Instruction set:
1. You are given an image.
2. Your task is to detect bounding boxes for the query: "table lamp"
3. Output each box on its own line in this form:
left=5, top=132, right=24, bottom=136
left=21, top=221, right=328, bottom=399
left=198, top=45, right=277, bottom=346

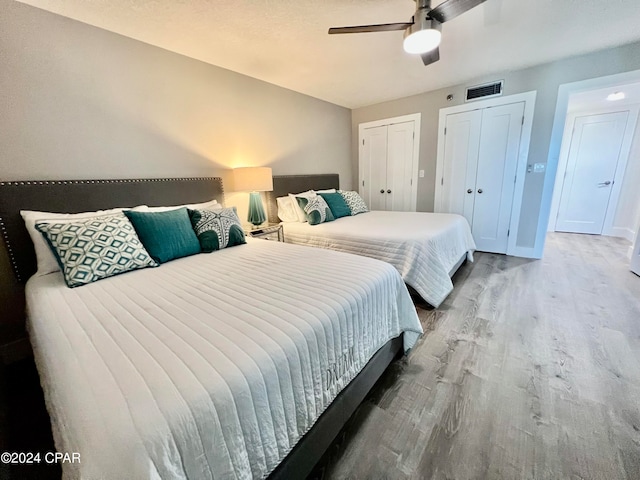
left=233, top=167, right=273, bottom=227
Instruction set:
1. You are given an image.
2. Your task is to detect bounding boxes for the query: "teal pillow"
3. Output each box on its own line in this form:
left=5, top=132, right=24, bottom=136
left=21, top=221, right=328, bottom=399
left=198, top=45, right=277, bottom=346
left=188, top=207, right=246, bottom=253
left=35, top=213, right=158, bottom=288
left=318, top=192, right=351, bottom=219
left=296, top=196, right=335, bottom=225
left=124, top=208, right=201, bottom=263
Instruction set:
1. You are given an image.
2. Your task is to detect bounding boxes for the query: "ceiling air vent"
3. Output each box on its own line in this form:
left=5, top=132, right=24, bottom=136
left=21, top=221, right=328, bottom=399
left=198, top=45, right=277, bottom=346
left=465, top=81, right=504, bottom=102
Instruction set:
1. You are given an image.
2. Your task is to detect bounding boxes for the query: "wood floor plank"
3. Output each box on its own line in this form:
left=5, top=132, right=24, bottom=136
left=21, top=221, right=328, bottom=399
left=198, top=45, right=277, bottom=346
left=317, top=233, right=640, bottom=480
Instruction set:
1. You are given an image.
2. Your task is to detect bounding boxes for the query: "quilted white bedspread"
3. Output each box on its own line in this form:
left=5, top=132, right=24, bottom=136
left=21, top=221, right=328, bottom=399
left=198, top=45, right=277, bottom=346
left=283, top=211, right=476, bottom=307
left=26, top=239, right=422, bottom=480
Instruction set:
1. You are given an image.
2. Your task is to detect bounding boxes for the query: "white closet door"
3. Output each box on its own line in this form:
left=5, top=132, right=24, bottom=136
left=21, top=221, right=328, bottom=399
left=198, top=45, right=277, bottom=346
left=386, top=121, right=416, bottom=211
left=472, top=102, right=525, bottom=253
left=361, top=125, right=388, bottom=211
left=441, top=110, right=482, bottom=225
left=555, top=111, right=629, bottom=234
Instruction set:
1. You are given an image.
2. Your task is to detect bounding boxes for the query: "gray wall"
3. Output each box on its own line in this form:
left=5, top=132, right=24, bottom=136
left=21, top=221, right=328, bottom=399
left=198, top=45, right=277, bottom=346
left=352, top=41, right=640, bottom=250
left=0, top=0, right=351, bottom=343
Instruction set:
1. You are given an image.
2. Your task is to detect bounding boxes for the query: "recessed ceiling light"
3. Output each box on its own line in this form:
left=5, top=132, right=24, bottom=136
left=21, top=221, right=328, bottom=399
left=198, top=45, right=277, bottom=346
left=607, top=92, right=625, bottom=101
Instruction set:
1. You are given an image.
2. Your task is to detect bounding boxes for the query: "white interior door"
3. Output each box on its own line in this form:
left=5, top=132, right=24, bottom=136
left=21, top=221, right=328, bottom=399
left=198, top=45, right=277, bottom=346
left=386, top=121, right=416, bottom=211
left=441, top=110, right=482, bottom=226
left=472, top=102, right=525, bottom=253
left=361, top=125, right=388, bottom=211
left=555, top=111, right=629, bottom=234
left=631, top=230, right=640, bottom=276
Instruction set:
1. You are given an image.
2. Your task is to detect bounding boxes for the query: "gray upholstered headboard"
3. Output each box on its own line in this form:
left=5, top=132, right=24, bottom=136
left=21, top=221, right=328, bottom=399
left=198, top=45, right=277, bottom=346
left=0, top=177, right=224, bottom=283
left=265, top=174, right=340, bottom=223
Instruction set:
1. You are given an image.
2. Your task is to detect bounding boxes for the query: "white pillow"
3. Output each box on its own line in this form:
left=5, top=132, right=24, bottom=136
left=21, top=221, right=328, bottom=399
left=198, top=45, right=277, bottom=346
left=316, top=188, right=337, bottom=193
left=143, top=199, right=220, bottom=212
left=276, top=196, right=299, bottom=223
left=289, top=191, right=317, bottom=223
left=21, top=207, right=141, bottom=278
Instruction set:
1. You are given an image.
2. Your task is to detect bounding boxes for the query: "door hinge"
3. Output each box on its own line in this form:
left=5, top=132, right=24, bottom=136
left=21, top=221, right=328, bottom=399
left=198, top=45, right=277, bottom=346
left=521, top=116, right=524, bottom=125
left=362, top=139, right=365, bottom=145
left=362, top=180, right=365, bottom=187
left=507, top=229, right=510, bottom=237
left=410, top=178, right=413, bottom=186
left=514, top=174, right=517, bottom=184
left=441, top=177, right=444, bottom=186
left=444, top=127, right=447, bottom=135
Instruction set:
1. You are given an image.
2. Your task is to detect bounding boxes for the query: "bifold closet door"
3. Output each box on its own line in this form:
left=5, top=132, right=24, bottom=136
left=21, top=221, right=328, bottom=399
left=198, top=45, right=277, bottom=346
left=361, top=125, right=388, bottom=211
left=361, top=121, right=416, bottom=211
left=441, top=109, right=482, bottom=225
left=386, top=121, right=417, bottom=211
left=472, top=102, right=525, bottom=253
left=440, top=102, right=524, bottom=254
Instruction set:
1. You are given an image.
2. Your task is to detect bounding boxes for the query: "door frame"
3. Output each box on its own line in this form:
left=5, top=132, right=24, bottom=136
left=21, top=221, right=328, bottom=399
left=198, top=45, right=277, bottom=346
left=434, top=91, right=537, bottom=257
left=547, top=105, right=640, bottom=239
left=358, top=113, right=421, bottom=211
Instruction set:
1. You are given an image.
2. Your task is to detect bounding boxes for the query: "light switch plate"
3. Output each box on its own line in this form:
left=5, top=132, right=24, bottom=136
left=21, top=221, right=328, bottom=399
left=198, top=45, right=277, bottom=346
left=419, top=170, right=425, bottom=178
left=533, top=163, right=545, bottom=173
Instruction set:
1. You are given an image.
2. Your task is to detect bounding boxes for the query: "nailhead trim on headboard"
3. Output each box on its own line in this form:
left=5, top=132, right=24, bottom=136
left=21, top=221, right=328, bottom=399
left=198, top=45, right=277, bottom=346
left=0, top=177, right=224, bottom=283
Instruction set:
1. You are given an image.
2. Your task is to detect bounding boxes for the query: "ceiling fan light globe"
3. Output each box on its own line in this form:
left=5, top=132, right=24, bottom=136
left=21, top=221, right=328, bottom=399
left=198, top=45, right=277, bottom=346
left=403, top=28, right=442, bottom=54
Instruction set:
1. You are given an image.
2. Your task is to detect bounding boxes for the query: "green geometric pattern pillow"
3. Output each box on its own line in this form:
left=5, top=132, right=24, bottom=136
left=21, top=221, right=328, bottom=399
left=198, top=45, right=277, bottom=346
left=36, top=213, right=158, bottom=288
left=188, top=207, right=246, bottom=253
left=338, top=190, right=369, bottom=215
left=296, top=196, right=335, bottom=225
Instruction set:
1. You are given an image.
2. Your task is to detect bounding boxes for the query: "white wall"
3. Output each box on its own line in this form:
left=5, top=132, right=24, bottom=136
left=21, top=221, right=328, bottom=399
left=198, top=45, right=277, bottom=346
left=613, top=120, right=640, bottom=241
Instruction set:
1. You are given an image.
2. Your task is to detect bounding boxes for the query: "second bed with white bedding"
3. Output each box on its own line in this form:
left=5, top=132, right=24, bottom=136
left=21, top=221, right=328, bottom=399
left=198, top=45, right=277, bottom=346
left=282, top=211, right=476, bottom=308
left=26, top=238, right=422, bottom=480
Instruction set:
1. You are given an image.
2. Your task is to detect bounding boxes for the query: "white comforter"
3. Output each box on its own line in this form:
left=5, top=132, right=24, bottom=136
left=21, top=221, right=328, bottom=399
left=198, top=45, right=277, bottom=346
left=26, top=239, right=422, bottom=480
left=283, top=211, right=476, bottom=307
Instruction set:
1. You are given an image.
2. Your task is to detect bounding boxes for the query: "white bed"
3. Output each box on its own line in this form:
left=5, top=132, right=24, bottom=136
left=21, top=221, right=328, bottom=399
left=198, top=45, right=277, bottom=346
left=282, top=211, right=476, bottom=308
left=26, top=238, right=422, bottom=480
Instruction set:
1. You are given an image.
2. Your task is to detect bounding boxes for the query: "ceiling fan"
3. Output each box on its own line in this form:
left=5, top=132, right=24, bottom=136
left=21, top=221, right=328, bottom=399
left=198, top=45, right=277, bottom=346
left=328, top=0, right=487, bottom=66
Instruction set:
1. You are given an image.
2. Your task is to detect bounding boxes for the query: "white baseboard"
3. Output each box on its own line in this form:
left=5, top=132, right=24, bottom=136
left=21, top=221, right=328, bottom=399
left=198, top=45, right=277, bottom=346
left=608, top=227, right=635, bottom=243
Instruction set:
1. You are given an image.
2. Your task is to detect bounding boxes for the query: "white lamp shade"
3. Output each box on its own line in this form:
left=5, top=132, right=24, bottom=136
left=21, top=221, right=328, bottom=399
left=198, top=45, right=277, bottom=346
left=233, top=167, right=273, bottom=192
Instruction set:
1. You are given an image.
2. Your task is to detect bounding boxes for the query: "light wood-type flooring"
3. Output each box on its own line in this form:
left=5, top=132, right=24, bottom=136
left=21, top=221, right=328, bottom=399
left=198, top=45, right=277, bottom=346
left=315, top=233, right=640, bottom=480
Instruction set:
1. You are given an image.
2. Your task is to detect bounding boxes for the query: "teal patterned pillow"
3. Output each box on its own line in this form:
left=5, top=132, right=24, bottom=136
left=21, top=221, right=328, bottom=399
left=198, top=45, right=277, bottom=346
left=338, top=190, right=369, bottom=215
left=296, top=196, right=335, bottom=225
left=36, top=213, right=158, bottom=288
left=188, top=207, right=246, bottom=253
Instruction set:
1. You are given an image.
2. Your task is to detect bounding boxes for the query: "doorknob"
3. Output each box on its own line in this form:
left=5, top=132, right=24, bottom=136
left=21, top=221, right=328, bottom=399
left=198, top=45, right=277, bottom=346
left=467, top=189, right=473, bottom=194
left=598, top=181, right=612, bottom=186
left=380, top=189, right=385, bottom=193
left=477, top=188, right=483, bottom=194
left=387, top=189, right=392, bottom=194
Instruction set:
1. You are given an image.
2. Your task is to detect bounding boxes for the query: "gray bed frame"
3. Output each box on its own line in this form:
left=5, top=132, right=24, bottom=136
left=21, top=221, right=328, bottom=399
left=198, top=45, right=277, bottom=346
left=0, top=177, right=403, bottom=480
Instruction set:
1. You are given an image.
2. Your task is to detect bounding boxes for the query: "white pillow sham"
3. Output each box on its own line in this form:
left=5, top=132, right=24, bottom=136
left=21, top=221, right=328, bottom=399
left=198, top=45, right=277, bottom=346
left=276, top=196, right=299, bottom=223
left=143, top=199, right=220, bottom=212
left=288, top=191, right=317, bottom=223
left=21, top=207, right=143, bottom=278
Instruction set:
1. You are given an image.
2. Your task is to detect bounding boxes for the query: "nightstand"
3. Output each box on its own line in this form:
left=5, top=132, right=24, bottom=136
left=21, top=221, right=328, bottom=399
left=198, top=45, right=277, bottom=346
left=247, top=224, right=284, bottom=242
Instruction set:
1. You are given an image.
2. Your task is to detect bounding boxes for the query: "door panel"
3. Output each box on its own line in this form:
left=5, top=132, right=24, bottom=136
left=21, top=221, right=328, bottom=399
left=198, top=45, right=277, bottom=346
left=472, top=102, right=525, bottom=253
left=631, top=230, right=640, bottom=276
left=387, top=121, right=416, bottom=211
left=441, top=110, right=482, bottom=225
left=361, top=126, right=388, bottom=211
left=555, top=111, right=629, bottom=234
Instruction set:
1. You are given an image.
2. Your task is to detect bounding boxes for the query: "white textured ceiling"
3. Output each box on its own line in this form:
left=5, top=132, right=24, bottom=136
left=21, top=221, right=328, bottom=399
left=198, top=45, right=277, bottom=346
left=16, top=0, right=640, bottom=108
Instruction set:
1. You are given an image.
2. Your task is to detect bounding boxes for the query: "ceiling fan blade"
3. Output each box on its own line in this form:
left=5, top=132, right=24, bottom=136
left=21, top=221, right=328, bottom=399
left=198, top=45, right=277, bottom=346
left=328, top=23, right=413, bottom=34
left=429, top=0, right=487, bottom=23
left=421, top=47, right=440, bottom=66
